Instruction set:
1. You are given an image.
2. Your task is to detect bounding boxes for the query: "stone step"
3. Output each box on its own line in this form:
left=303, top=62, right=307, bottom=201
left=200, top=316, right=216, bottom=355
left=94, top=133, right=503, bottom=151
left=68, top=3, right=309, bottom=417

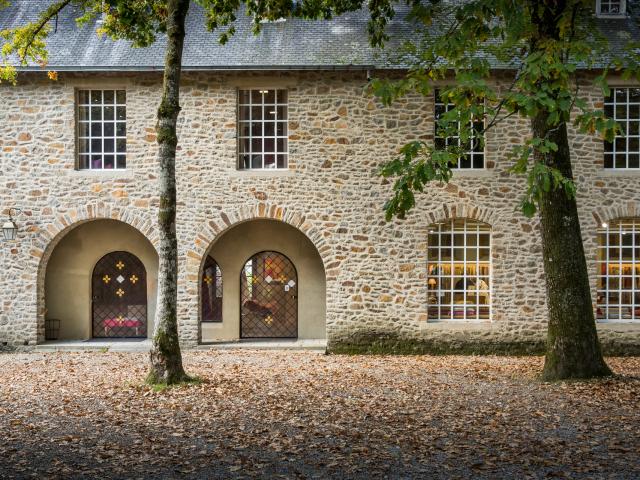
left=34, top=339, right=327, bottom=353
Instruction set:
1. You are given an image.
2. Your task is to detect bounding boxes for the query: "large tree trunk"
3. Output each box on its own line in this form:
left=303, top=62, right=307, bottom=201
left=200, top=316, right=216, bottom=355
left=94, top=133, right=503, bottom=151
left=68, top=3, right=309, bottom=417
left=531, top=114, right=611, bottom=380
left=147, top=0, right=191, bottom=385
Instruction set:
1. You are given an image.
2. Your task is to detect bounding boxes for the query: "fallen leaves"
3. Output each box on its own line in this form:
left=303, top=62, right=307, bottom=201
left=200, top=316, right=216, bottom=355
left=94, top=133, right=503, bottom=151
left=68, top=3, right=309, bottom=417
left=0, top=352, right=638, bottom=478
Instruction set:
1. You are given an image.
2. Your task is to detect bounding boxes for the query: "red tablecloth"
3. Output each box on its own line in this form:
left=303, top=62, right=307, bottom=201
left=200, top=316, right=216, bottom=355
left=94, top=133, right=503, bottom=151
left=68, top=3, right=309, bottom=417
left=104, top=318, right=141, bottom=328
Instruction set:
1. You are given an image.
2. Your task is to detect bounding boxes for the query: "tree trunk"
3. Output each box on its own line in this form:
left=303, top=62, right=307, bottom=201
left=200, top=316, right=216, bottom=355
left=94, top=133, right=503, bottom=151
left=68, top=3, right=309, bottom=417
left=531, top=114, right=611, bottom=380
left=147, top=0, right=190, bottom=385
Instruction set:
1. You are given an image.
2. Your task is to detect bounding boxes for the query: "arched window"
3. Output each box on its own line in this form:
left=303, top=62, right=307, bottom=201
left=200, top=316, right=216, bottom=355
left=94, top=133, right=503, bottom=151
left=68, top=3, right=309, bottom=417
left=201, top=255, right=223, bottom=322
left=597, top=218, right=640, bottom=322
left=427, top=218, right=491, bottom=321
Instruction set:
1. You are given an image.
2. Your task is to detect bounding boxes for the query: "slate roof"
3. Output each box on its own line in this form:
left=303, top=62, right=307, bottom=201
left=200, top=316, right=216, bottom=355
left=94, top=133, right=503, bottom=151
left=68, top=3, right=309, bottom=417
left=0, top=1, right=638, bottom=71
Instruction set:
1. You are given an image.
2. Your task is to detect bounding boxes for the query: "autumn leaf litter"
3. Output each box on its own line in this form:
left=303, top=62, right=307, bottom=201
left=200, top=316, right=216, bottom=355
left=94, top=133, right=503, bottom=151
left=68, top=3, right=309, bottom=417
left=0, top=351, right=638, bottom=479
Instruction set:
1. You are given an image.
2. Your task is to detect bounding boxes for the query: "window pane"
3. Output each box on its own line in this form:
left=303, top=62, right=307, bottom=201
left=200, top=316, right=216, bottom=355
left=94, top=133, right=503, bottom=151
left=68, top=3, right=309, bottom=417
left=116, top=90, right=126, bottom=104
left=264, top=90, right=276, bottom=104
left=78, top=90, right=90, bottom=104
left=91, top=90, right=102, bottom=104
left=264, top=154, right=276, bottom=169
left=264, top=122, right=275, bottom=136
left=91, top=122, right=102, bottom=136
left=78, top=122, right=89, bottom=137
left=78, top=106, right=90, bottom=121
left=104, top=106, right=114, bottom=121
left=239, top=106, right=251, bottom=121
left=104, top=122, right=114, bottom=137
left=238, top=90, right=251, bottom=105
left=103, top=90, right=115, bottom=104
left=278, top=138, right=287, bottom=152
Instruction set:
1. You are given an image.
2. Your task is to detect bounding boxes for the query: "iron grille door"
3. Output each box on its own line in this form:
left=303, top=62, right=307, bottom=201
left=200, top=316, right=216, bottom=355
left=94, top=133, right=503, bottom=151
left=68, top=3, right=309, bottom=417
left=92, top=251, right=147, bottom=338
left=240, top=251, right=298, bottom=338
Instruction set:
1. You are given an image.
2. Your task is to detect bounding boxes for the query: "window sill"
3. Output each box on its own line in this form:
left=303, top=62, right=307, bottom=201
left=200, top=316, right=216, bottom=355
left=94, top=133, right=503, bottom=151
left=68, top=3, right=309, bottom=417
left=420, top=320, right=492, bottom=330
left=228, top=169, right=295, bottom=178
left=597, top=169, right=640, bottom=177
left=596, top=321, right=640, bottom=331
left=68, top=169, right=134, bottom=179
left=595, top=13, right=627, bottom=19
left=451, top=169, right=493, bottom=178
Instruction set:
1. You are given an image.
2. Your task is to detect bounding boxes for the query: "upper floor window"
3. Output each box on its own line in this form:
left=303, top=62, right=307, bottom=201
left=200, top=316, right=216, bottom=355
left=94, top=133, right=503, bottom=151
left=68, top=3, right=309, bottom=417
left=434, top=89, right=485, bottom=169
left=596, top=0, right=626, bottom=15
left=427, top=218, right=491, bottom=321
left=238, top=89, right=288, bottom=170
left=604, top=87, right=640, bottom=170
left=77, top=89, right=126, bottom=170
left=596, top=218, right=640, bottom=322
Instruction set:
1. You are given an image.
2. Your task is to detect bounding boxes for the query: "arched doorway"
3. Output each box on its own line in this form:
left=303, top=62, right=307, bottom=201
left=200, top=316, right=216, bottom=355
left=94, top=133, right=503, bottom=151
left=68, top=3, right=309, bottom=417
left=240, top=251, right=298, bottom=338
left=92, top=251, right=148, bottom=338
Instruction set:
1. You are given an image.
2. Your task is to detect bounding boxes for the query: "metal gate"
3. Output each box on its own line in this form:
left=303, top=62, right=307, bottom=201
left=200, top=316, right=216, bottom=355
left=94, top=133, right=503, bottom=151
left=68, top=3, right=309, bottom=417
left=240, top=251, right=298, bottom=338
left=92, top=251, right=147, bottom=338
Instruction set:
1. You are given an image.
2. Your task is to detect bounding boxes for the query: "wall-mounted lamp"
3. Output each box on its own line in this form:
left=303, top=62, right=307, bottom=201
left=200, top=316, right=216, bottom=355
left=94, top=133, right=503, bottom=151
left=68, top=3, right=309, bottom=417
left=3, top=208, right=20, bottom=241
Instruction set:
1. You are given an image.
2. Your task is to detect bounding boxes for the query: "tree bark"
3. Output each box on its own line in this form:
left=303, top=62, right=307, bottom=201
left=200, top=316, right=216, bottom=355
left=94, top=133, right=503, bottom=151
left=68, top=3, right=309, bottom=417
left=147, top=0, right=191, bottom=385
left=531, top=114, right=611, bottom=380
left=526, top=0, right=611, bottom=380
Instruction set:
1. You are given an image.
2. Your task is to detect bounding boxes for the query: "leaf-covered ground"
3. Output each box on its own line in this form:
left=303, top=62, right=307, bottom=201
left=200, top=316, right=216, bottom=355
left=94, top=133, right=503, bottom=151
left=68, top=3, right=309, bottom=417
left=0, top=351, right=638, bottom=479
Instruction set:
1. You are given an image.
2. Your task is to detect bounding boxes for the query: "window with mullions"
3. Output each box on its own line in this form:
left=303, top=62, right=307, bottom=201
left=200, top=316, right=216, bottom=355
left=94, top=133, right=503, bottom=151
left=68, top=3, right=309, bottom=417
left=77, top=89, right=126, bottom=170
left=597, top=0, right=626, bottom=15
left=427, top=218, right=491, bottom=321
left=238, top=89, right=288, bottom=169
left=604, top=88, right=640, bottom=169
left=434, top=89, right=484, bottom=169
left=596, top=218, right=640, bottom=322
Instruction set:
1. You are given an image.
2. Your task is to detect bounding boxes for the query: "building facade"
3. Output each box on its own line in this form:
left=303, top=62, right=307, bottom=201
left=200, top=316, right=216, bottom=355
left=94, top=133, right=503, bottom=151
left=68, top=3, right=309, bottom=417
left=1, top=2, right=639, bottom=352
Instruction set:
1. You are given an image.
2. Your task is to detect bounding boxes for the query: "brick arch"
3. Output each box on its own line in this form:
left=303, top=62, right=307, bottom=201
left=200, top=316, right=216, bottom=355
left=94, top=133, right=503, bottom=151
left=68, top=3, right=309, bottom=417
left=187, top=203, right=333, bottom=279
left=591, top=202, right=640, bottom=227
left=34, top=204, right=158, bottom=342
left=424, top=202, right=500, bottom=227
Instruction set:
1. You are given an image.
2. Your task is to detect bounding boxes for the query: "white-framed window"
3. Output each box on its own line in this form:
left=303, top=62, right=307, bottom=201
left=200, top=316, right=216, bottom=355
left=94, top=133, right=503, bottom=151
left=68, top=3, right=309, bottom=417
left=597, top=218, right=640, bottom=322
left=238, top=89, right=288, bottom=170
left=434, top=89, right=485, bottom=169
left=427, top=218, right=491, bottom=321
left=604, top=87, right=640, bottom=169
left=77, top=89, right=126, bottom=170
left=596, top=0, right=626, bottom=16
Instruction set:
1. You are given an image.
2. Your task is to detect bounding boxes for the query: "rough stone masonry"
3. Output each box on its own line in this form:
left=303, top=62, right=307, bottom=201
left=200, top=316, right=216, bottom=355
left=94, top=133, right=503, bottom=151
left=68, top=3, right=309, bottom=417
left=0, top=71, right=639, bottom=353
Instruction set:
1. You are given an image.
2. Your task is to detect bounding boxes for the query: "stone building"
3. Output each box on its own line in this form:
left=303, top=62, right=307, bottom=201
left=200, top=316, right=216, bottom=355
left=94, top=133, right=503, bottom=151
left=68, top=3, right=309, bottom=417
left=1, top=1, right=639, bottom=352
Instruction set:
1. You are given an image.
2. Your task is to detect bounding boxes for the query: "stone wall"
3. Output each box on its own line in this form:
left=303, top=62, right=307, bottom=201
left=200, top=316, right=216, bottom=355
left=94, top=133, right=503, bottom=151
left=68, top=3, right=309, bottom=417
left=1, top=70, right=639, bottom=352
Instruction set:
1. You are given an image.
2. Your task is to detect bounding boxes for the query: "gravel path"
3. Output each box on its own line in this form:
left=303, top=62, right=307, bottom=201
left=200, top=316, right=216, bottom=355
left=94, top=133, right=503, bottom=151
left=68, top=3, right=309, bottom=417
left=0, top=351, right=638, bottom=479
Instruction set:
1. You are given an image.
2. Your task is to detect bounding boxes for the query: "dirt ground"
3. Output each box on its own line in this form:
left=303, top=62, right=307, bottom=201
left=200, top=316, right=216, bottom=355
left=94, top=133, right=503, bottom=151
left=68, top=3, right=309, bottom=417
left=0, top=351, right=638, bottom=479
